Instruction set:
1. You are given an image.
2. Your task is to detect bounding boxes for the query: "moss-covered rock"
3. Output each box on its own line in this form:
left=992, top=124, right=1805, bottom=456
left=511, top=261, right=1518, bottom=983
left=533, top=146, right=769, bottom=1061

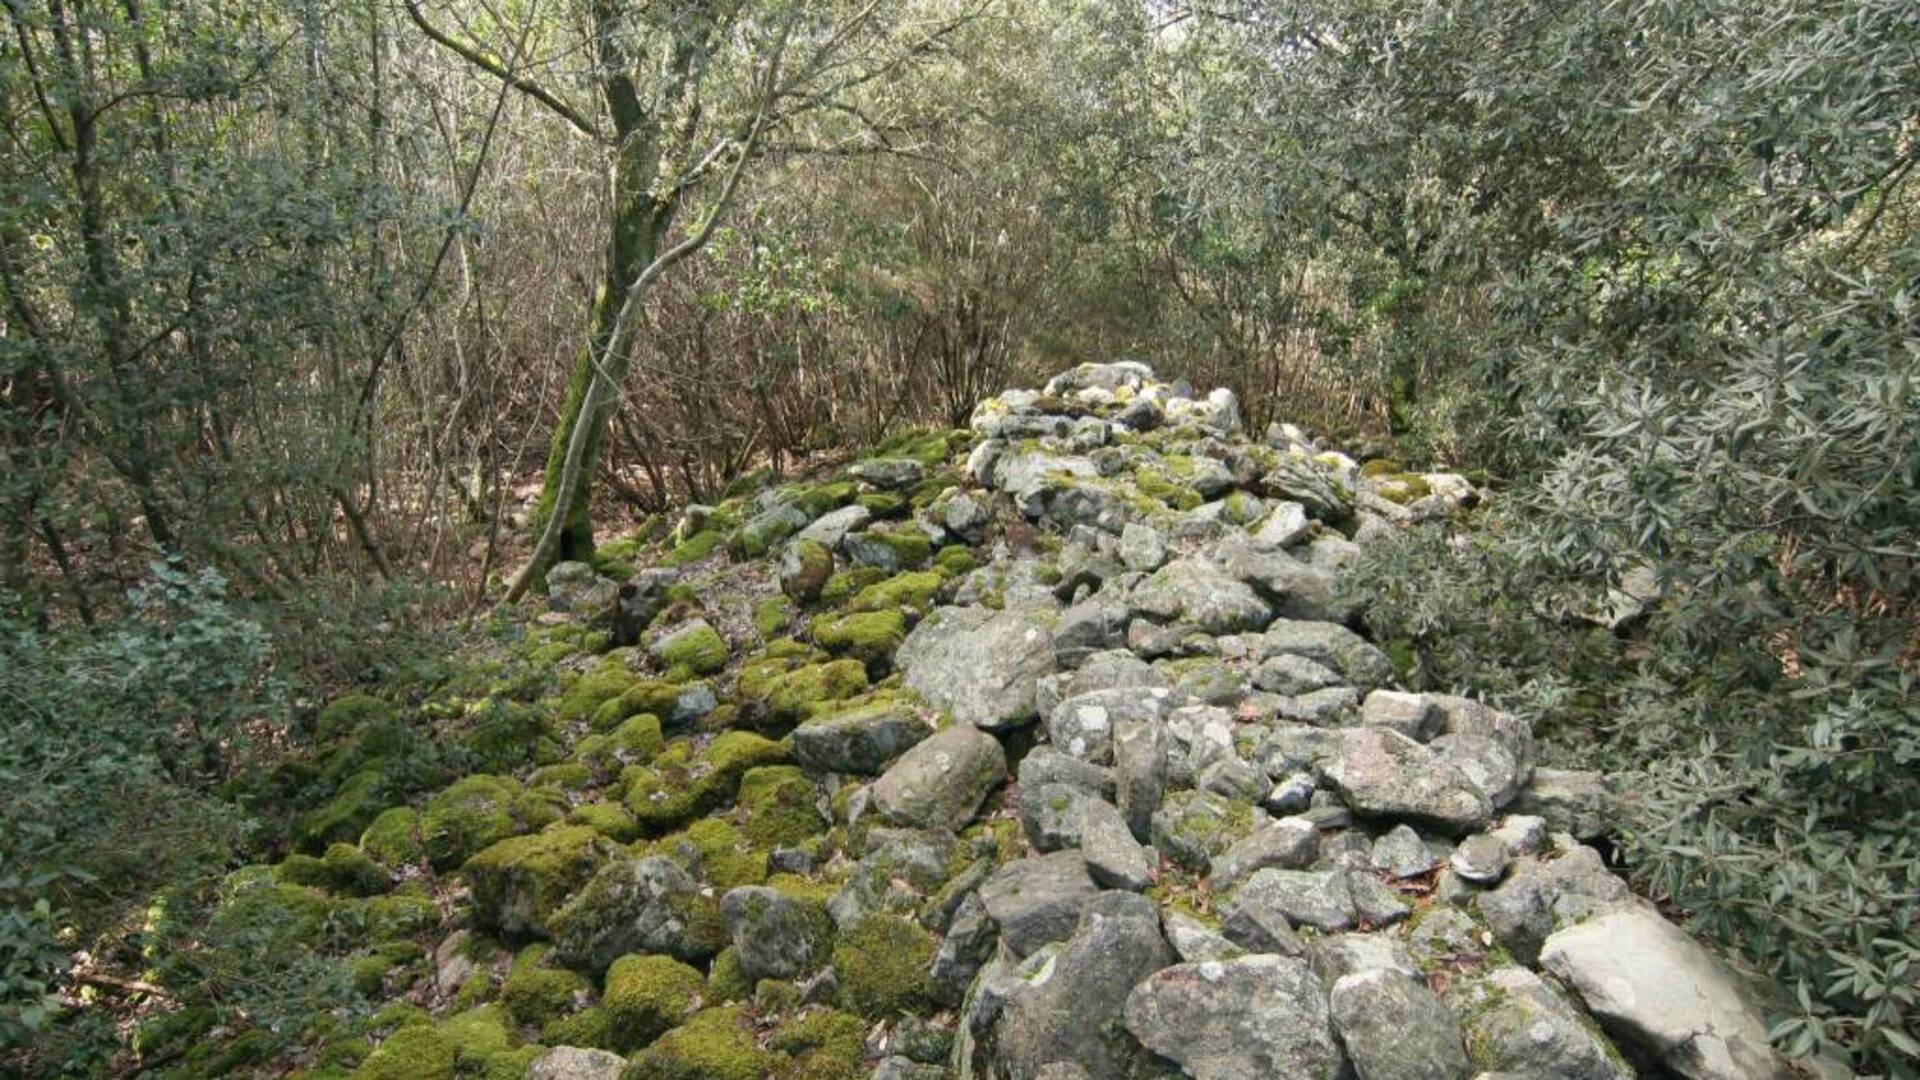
left=500, top=944, right=591, bottom=1031
left=780, top=539, right=836, bottom=605
left=529, top=761, right=595, bottom=792
left=846, top=571, right=942, bottom=614
left=663, top=528, right=727, bottom=567
left=841, top=528, right=932, bottom=572
left=275, top=842, right=389, bottom=896
left=420, top=774, right=562, bottom=871
left=831, top=914, right=935, bottom=1018
left=352, top=1023, right=454, bottom=1080
left=627, top=1005, right=779, bottom=1080
left=361, top=892, right=438, bottom=939
left=604, top=953, right=704, bottom=1052
left=463, top=824, right=611, bottom=936
left=818, top=566, right=888, bottom=607
left=575, top=713, right=665, bottom=779
left=569, top=800, right=641, bottom=843
left=623, top=733, right=791, bottom=835
left=590, top=678, right=714, bottom=732
left=809, top=610, right=908, bottom=672
left=318, top=694, right=396, bottom=741
left=295, top=767, right=393, bottom=852
left=650, top=618, right=730, bottom=676
left=769, top=1007, right=868, bottom=1080
left=932, top=545, right=979, bottom=579
left=755, top=595, right=796, bottom=638
left=706, top=946, right=753, bottom=1003
left=854, top=492, right=906, bottom=518
left=556, top=663, right=641, bottom=726
left=541, top=1003, right=613, bottom=1050
left=655, top=818, right=769, bottom=890
left=737, top=659, right=869, bottom=730
left=359, top=807, right=426, bottom=867
left=734, top=766, right=826, bottom=849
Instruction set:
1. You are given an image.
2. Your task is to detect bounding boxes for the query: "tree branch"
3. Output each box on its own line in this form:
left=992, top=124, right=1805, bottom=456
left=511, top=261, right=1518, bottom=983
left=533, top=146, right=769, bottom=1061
left=401, top=0, right=601, bottom=140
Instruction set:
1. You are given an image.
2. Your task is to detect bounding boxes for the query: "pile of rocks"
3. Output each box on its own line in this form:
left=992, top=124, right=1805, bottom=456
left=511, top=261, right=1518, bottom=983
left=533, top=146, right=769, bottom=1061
left=308, top=362, right=1793, bottom=1080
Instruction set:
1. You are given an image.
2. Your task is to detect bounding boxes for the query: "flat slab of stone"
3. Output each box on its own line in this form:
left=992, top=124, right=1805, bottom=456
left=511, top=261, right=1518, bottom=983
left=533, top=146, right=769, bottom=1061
left=1540, top=908, right=1786, bottom=1080
left=977, top=850, right=1100, bottom=958
left=1323, top=727, right=1493, bottom=834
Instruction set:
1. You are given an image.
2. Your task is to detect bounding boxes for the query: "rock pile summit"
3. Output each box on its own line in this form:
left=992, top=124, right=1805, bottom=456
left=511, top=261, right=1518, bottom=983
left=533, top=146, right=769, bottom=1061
left=277, top=362, right=1793, bottom=1080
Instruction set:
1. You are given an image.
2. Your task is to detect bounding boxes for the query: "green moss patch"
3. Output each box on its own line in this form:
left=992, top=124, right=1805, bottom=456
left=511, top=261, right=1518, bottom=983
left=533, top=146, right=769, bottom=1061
left=629, top=1005, right=779, bottom=1080
left=831, top=914, right=935, bottom=1018
left=463, top=824, right=610, bottom=936
left=604, top=953, right=704, bottom=1051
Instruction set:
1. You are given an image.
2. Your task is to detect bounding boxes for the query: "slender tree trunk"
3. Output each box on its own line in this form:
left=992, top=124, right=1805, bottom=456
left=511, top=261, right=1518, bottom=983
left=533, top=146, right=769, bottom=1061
left=527, top=152, right=675, bottom=567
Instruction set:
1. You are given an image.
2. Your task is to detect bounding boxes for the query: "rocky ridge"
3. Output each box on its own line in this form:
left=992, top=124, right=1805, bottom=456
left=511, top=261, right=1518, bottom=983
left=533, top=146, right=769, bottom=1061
left=220, top=362, right=1794, bottom=1080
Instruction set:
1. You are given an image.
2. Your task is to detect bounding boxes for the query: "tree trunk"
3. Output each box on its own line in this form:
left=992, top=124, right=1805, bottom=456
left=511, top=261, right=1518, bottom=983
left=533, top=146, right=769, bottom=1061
left=527, top=151, right=674, bottom=567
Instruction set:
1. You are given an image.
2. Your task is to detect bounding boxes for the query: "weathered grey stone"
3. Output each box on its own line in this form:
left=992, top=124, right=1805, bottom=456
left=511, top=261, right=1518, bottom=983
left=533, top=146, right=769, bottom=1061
left=1210, top=815, right=1319, bottom=889
left=1251, top=501, right=1311, bottom=548
left=1232, top=868, right=1355, bottom=932
left=779, top=539, right=835, bottom=602
left=978, top=850, right=1100, bottom=958
left=1124, top=955, right=1344, bottom=1080
left=1323, top=727, right=1493, bottom=834
left=1276, top=686, right=1360, bottom=725
left=1196, top=755, right=1268, bottom=802
left=1255, top=653, right=1343, bottom=695
left=1047, top=685, right=1176, bottom=765
left=790, top=701, right=933, bottom=775
left=930, top=892, right=997, bottom=1006
left=990, top=891, right=1175, bottom=1079
left=1261, top=619, right=1393, bottom=685
left=851, top=456, right=925, bottom=489
left=1427, top=696, right=1535, bottom=785
left=1038, top=648, right=1166, bottom=714
left=1163, top=909, right=1244, bottom=963
left=1131, top=557, right=1275, bottom=634
left=1541, top=908, right=1787, bottom=1080
left=1020, top=782, right=1093, bottom=852
left=897, top=603, right=1057, bottom=731
left=1311, top=932, right=1420, bottom=982
left=1361, top=690, right=1437, bottom=739
left=1345, top=868, right=1413, bottom=927
left=1150, top=789, right=1254, bottom=871
left=1112, top=710, right=1169, bottom=841
left=546, top=561, right=618, bottom=614
left=528, top=1046, right=627, bottom=1080
left=1118, top=521, right=1168, bottom=571
left=1080, top=797, right=1152, bottom=890
left=1508, top=768, right=1615, bottom=839
left=942, top=492, right=990, bottom=543
left=1372, top=824, right=1443, bottom=879
left=1331, top=967, right=1471, bottom=1080
left=1213, top=534, right=1350, bottom=622
left=1489, top=814, right=1548, bottom=856
left=828, top=827, right=957, bottom=929
left=1477, top=845, right=1634, bottom=964
left=1052, top=597, right=1131, bottom=668
left=1449, top=834, right=1510, bottom=884
left=1452, top=966, right=1632, bottom=1080
left=797, top=503, right=873, bottom=548
left=720, top=885, right=826, bottom=982
left=1017, top=745, right=1116, bottom=802
left=1431, top=733, right=1524, bottom=809
left=870, top=724, right=1007, bottom=830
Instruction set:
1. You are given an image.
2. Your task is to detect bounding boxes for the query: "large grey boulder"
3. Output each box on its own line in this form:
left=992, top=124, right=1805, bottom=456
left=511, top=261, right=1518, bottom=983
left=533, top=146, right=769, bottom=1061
left=790, top=701, right=933, bottom=775
left=1124, top=954, right=1345, bottom=1080
left=1329, top=967, right=1471, bottom=1080
left=1130, top=557, right=1275, bottom=634
left=977, top=850, right=1100, bottom=958
left=1322, top=727, right=1493, bottom=834
left=1541, top=908, right=1787, bottom=1080
left=988, top=892, right=1175, bottom=1079
left=898, top=604, right=1057, bottom=731
left=1451, top=966, right=1632, bottom=1080
left=869, top=724, right=1007, bottom=829
left=719, top=885, right=826, bottom=982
